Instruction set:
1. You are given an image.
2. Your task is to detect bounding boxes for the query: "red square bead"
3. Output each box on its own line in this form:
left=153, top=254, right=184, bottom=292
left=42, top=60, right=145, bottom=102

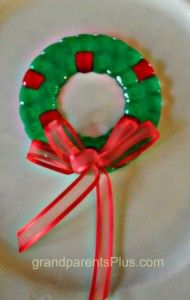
left=23, top=69, right=45, bottom=89
left=40, top=110, right=62, bottom=127
left=133, top=59, right=155, bottom=81
left=75, top=51, right=94, bottom=73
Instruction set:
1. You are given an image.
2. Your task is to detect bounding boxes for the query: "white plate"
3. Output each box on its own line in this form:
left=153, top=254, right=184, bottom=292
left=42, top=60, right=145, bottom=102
left=0, top=0, right=190, bottom=299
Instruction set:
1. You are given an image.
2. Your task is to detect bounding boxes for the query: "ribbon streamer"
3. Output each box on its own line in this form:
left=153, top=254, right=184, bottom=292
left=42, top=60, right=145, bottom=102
left=17, top=111, right=159, bottom=300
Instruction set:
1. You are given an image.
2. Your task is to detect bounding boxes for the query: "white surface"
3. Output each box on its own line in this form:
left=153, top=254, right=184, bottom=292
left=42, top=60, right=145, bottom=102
left=0, top=0, right=190, bottom=299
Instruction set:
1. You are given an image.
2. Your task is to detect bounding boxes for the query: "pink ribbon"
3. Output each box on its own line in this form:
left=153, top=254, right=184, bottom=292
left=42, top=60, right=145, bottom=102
left=17, top=110, right=159, bottom=299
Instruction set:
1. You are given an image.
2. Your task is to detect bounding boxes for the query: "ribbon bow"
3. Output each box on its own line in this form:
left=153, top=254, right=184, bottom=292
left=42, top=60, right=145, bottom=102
left=17, top=110, right=159, bottom=300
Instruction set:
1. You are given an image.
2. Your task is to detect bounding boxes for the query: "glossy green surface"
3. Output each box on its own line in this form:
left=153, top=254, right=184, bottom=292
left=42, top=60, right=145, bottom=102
left=20, top=34, right=162, bottom=149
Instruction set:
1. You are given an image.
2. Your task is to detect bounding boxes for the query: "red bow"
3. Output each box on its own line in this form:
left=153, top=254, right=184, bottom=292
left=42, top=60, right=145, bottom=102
left=17, top=110, right=159, bottom=300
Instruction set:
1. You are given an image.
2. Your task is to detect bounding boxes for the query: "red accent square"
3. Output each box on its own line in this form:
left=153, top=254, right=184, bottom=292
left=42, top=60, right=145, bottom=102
left=40, top=110, right=62, bottom=127
left=23, top=69, right=45, bottom=89
left=133, top=59, right=155, bottom=81
left=75, top=51, right=94, bottom=73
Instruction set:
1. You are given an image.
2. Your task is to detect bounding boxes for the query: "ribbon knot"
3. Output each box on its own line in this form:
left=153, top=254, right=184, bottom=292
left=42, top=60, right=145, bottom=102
left=17, top=110, right=159, bottom=300
left=70, top=148, right=103, bottom=173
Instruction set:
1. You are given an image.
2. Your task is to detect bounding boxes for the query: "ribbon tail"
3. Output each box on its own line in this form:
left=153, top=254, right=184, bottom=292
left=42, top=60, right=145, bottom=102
left=17, top=167, right=100, bottom=253
left=89, top=169, right=114, bottom=300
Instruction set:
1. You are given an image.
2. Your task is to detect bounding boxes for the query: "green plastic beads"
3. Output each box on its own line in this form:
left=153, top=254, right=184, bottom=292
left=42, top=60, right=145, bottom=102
left=20, top=34, right=162, bottom=149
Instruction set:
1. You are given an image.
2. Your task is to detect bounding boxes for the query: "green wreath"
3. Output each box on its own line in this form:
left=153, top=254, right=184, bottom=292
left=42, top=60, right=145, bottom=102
left=20, top=34, right=162, bottom=149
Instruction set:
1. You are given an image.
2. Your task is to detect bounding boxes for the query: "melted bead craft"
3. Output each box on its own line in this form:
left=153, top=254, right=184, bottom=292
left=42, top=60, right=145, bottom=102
left=20, top=34, right=161, bottom=150
left=18, top=34, right=162, bottom=300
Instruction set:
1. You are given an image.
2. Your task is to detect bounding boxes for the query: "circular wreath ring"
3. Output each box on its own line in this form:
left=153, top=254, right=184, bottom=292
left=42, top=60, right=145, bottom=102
left=20, top=34, right=162, bottom=151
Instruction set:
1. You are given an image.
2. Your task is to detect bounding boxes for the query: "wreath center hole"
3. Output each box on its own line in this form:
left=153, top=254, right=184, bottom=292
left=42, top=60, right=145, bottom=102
left=58, top=73, right=124, bottom=137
